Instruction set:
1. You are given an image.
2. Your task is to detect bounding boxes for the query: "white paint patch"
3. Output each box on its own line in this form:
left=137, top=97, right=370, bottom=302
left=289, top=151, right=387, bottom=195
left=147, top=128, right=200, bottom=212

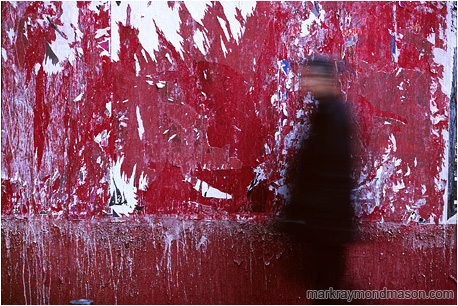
left=105, top=102, right=112, bottom=117
left=427, top=32, right=435, bottom=45
left=165, top=53, right=173, bottom=64
left=393, top=180, right=405, bottom=192
left=138, top=171, right=148, bottom=191
left=184, top=1, right=210, bottom=24
left=220, top=37, right=228, bottom=56
left=1, top=48, right=7, bottom=61
left=109, top=157, right=138, bottom=216
left=94, top=129, right=109, bottom=148
left=34, top=63, right=41, bottom=74
left=264, top=143, right=271, bottom=154
left=300, top=5, right=326, bottom=37
left=136, top=106, right=145, bottom=140
left=73, top=92, right=84, bottom=102
left=433, top=48, right=453, bottom=97
left=95, top=28, right=109, bottom=39
left=431, top=113, right=447, bottom=125
left=389, top=134, right=397, bottom=152
left=421, top=184, right=427, bottom=194
left=354, top=129, right=407, bottom=217
left=99, top=44, right=110, bottom=57
left=168, top=134, right=177, bottom=142
left=193, top=30, right=206, bottom=54
left=78, top=164, right=87, bottom=185
left=430, top=99, right=439, bottom=114
left=219, top=1, right=256, bottom=42
left=111, top=1, right=183, bottom=62
left=87, top=1, right=106, bottom=12
left=184, top=176, right=233, bottom=199
left=446, top=213, right=457, bottom=224
left=196, top=236, right=208, bottom=251
left=217, top=16, right=230, bottom=40
left=381, top=134, right=398, bottom=164
left=6, top=28, right=15, bottom=44
left=134, top=54, right=140, bottom=76
left=42, top=1, right=81, bottom=74
left=42, top=57, right=62, bottom=75
left=141, top=49, right=149, bottom=63
left=404, top=165, right=411, bottom=176
left=156, top=81, right=166, bottom=88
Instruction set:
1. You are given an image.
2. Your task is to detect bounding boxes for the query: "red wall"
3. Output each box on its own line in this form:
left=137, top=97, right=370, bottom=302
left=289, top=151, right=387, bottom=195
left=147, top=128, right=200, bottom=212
left=1, top=1, right=456, bottom=304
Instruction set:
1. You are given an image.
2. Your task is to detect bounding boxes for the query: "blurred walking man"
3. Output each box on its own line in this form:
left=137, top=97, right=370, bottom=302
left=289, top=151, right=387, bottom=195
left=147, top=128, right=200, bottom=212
left=281, top=56, right=355, bottom=304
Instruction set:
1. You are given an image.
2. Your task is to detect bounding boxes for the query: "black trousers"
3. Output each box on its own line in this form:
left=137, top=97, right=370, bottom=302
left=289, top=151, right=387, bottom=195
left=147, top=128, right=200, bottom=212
left=308, top=242, right=348, bottom=304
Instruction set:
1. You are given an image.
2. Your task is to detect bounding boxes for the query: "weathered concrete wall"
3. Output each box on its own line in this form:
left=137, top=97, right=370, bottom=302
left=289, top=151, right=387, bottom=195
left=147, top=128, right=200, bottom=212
left=1, top=1, right=456, bottom=304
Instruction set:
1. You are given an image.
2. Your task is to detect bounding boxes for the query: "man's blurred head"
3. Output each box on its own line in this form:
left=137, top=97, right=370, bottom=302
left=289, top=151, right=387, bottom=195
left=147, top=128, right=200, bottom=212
left=298, top=56, right=339, bottom=100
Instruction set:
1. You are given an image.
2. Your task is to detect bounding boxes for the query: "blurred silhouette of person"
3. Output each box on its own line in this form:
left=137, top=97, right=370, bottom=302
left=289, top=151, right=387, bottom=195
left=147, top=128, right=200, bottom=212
left=280, top=56, right=355, bottom=304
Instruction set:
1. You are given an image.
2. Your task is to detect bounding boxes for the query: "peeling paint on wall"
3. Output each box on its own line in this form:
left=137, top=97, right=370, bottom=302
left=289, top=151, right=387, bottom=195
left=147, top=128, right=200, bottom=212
left=2, top=1, right=455, bottom=223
